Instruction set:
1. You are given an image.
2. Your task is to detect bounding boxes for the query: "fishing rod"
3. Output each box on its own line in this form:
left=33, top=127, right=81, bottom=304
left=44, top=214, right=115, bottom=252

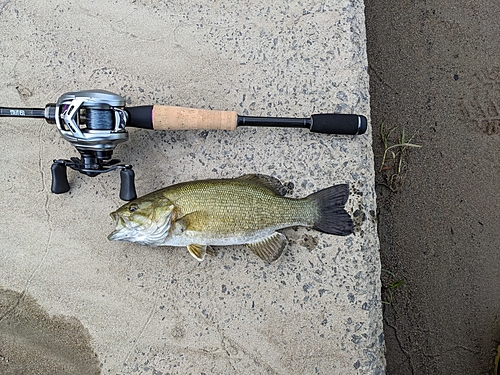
left=0, top=89, right=367, bottom=201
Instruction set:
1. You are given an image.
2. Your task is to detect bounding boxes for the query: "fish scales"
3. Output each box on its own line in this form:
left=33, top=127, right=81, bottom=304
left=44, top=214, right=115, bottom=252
left=108, top=174, right=353, bottom=262
left=164, top=179, right=314, bottom=235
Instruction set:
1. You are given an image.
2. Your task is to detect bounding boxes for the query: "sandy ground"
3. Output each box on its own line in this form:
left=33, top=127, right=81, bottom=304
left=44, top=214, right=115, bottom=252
left=366, top=0, right=500, bottom=373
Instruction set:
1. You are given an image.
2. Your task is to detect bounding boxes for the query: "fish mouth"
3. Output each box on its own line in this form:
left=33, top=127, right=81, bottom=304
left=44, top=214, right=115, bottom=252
left=107, top=211, right=173, bottom=245
left=107, top=230, right=123, bottom=241
left=108, top=212, right=135, bottom=242
left=108, top=227, right=127, bottom=241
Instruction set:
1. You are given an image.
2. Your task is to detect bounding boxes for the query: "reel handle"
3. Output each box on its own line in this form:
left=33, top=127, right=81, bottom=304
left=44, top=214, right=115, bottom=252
left=51, top=160, right=137, bottom=201
left=127, top=105, right=367, bottom=135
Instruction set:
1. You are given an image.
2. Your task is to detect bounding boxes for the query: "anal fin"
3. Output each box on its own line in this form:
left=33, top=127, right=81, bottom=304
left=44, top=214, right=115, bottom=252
left=206, top=245, right=218, bottom=257
left=246, top=232, right=287, bottom=263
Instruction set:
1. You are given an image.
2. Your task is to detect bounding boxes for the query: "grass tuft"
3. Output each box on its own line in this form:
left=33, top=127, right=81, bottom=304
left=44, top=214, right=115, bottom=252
left=376, top=123, right=421, bottom=192
left=382, top=269, right=405, bottom=305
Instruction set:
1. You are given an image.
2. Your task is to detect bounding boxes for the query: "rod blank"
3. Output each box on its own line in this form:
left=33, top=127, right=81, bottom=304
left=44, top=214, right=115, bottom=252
left=0, top=107, right=46, bottom=118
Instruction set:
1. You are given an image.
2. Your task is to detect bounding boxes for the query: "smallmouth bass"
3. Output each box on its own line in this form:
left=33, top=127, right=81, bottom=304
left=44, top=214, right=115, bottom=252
left=108, top=174, right=353, bottom=262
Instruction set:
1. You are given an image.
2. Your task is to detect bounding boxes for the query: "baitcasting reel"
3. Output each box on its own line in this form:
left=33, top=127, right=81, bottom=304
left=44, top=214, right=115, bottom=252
left=0, top=89, right=368, bottom=201
left=0, top=90, right=136, bottom=200
left=51, top=90, right=136, bottom=200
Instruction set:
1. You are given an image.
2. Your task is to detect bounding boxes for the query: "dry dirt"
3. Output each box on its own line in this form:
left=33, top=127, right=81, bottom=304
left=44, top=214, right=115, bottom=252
left=366, top=0, right=500, bottom=373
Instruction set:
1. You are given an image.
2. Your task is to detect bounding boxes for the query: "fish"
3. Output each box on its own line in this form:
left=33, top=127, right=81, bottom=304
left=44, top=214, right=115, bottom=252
left=108, top=174, right=353, bottom=263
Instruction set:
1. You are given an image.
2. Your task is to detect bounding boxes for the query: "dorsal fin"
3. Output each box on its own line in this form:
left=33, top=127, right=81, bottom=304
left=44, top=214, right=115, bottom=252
left=235, top=174, right=288, bottom=196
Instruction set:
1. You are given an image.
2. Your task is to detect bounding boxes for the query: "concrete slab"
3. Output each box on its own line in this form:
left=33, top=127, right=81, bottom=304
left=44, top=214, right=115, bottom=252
left=0, top=1, right=384, bottom=374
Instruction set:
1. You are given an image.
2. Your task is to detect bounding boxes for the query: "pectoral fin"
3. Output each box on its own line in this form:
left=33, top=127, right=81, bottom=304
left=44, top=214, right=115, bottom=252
left=246, top=232, right=287, bottom=263
left=177, top=211, right=209, bottom=232
left=187, top=244, right=207, bottom=261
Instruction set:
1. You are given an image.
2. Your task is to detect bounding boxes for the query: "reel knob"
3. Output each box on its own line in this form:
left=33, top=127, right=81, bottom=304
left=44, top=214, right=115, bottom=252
left=51, top=161, right=70, bottom=194
left=119, top=167, right=137, bottom=201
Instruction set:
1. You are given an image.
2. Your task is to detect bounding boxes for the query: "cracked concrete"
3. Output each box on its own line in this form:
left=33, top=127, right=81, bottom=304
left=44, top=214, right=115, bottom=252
left=0, top=0, right=384, bottom=374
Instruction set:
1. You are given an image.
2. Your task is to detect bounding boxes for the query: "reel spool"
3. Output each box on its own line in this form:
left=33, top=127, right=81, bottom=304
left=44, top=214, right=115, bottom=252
left=49, top=90, right=136, bottom=200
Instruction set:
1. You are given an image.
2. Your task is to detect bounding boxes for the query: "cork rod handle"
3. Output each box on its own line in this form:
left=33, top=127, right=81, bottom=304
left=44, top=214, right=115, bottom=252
left=152, top=105, right=238, bottom=131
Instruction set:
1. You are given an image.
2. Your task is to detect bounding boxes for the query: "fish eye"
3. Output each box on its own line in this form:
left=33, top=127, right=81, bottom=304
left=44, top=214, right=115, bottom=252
left=128, top=203, right=139, bottom=212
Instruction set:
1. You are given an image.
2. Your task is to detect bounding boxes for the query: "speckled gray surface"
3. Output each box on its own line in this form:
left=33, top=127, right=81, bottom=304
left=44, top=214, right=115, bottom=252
left=0, top=1, right=384, bottom=374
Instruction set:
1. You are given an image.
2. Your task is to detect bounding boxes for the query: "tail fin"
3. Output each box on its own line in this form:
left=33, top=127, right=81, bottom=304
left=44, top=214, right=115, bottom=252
left=308, top=184, right=353, bottom=236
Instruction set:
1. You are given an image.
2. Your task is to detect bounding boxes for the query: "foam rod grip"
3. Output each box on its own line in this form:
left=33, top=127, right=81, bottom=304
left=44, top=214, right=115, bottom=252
left=152, top=105, right=238, bottom=131
left=310, top=114, right=367, bottom=135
